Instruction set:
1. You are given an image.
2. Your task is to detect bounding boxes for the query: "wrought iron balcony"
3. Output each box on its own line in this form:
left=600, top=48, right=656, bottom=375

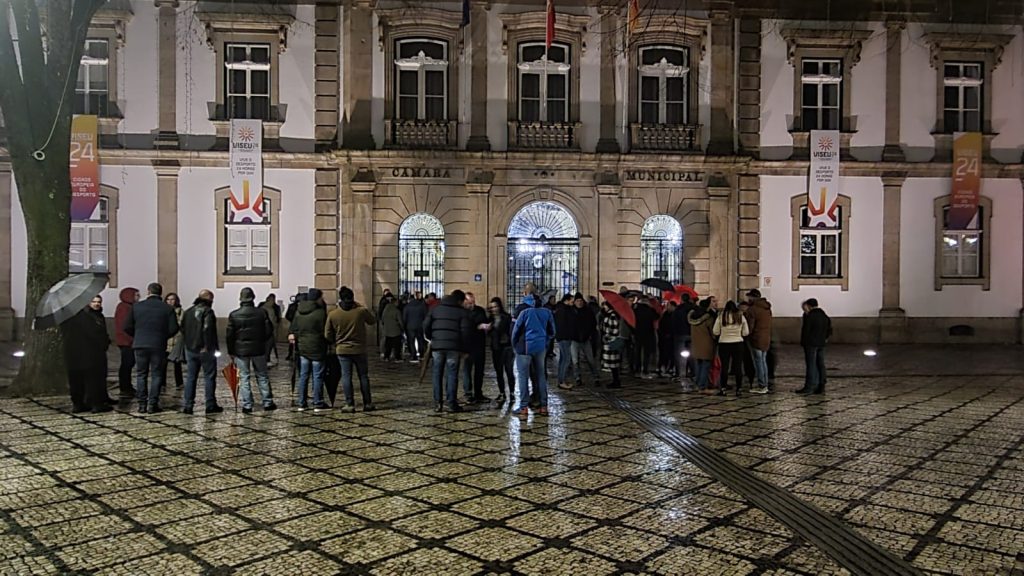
left=508, top=121, right=580, bottom=150
left=385, top=119, right=457, bottom=149
left=630, top=123, right=702, bottom=152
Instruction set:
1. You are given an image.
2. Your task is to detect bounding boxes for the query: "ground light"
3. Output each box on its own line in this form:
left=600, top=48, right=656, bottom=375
left=863, top=349, right=877, bottom=357
left=12, top=350, right=25, bottom=358
left=680, top=350, right=691, bottom=358
left=214, top=351, right=222, bottom=358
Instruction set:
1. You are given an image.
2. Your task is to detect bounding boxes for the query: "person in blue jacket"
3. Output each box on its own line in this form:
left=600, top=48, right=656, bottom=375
left=511, top=294, right=555, bottom=417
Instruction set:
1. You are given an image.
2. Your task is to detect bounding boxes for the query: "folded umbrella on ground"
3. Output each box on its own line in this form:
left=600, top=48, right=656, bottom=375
left=33, top=273, right=109, bottom=329
left=222, top=364, right=240, bottom=410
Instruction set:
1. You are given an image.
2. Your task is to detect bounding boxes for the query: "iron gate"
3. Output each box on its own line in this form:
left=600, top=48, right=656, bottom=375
left=399, top=237, right=445, bottom=297
left=506, top=238, right=579, bottom=308
left=640, top=238, right=683, bottom=295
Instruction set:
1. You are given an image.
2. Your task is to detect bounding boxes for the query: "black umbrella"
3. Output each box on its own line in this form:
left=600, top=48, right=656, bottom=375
left=641, top=278, right=675, bottom=292
left=34, top=273, right=109, bottom=329
left=323, top=354, right=341, bottom=406
left=539, top=288, right=559, bottom=304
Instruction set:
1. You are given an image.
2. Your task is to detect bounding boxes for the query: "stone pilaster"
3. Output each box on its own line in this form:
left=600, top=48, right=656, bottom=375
left=465, top=1, right=491, bottom=151
left=708, top=179, right=737, bottom=300
left=596, top=178, right=621, bottom=290
left=314, top=4, right=341, bottom=148
left=155, top=164, right=180, bottom=293
left=707, top=8, right=735, bottom=155
left=154, top=0, right=179, bottom=148
left=736, top=175, right=760, bottom=296
left=882, top=21, right=905, bottom=162
left=341, top=168, right=375, bottom=305
left=736, top=18, right=761, bottom=157
left=0, top=167, right=13, bottom=341
left=595, top=6, right=620, bottom=153
left=314, top=169, right=340, bottom=303
left=879, top=174, right=907, bottom=343
left=465, top=172, right=493, bottom=294
left=342, top=1, right=375, bottom=149
left=1019, top=177, right=1024, bottom=344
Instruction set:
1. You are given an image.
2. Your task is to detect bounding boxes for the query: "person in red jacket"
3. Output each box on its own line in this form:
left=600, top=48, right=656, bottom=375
left=114, top=287, right=139, bottom=401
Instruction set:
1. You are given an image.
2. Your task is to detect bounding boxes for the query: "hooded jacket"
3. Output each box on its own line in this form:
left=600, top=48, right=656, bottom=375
left=114, top=287, right=138, bottom=347
left=380, top=301, right=404, bottom=338
left=688, top=308, right=716, bottom=360
left=325, top=296, right=376, bottom=355
left=801, top=307, right=832, bottom=348
left=512, top=295, right=555, bottom=355
left=227, top=301, right=274, bottom=357
left=423, top=295, right=470, bottom=352
left=125, top=295, right=178, bottom=351
left=746, top=298, right=773, bottom=351
left=289, top=300, right=328, bottom=360
left=181, top=298, right=218, bottom=353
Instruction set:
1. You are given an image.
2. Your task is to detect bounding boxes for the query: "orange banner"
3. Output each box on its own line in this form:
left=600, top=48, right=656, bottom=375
left=69, top=115, right=100, bottom=221
left=949, top=132, right=982, bottom=230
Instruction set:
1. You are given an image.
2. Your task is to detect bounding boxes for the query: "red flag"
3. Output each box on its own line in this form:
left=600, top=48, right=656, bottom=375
left=545, top=0, right=555, bottom=49
left=628, top=0, right=640, bottom=34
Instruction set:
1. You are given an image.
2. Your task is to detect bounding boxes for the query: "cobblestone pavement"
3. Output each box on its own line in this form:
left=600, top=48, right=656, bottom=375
left=0, top=348, right=1022, bottom=575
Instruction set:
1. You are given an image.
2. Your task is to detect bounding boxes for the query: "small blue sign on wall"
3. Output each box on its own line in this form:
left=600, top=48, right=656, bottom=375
left=474, top=274, right=482, bottom=282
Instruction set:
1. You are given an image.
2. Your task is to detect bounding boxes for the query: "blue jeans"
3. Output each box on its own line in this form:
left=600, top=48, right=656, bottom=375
left=516, top=350, right=548, bottom=410
left=804, top=346, right=826, bottom=390
left=432, top=350, right=460, bottom=405
left=556, top=340, right=574, bottom=383
left=339, top=354, right=371, bottom=406
left=694, top=359, right=711, bottom=390
left=134, top=349, right=167, bottom=408
left=297, top=356, right=325, bottom=407
left=182, top=349, right=218, bottom=410
left=236, top=355, right=273, bottom=409
left=751, top=348, right=768, bottom=388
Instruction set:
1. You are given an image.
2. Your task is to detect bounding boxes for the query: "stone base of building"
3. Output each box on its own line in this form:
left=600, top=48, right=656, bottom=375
left=774, top=316, right=1021, bottom=345
left=0, top=308, right=14, bottom=342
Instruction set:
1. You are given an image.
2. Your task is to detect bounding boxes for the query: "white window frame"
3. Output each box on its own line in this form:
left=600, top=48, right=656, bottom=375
left=224, top=199, right=271, bottom=274
left=224, top=42, right=272, bottom=121
left=394, top=39, right=449, bottom=121
left=76, top=38, right=110, bottom=116
left=637, top=45, right=689, bottom=125
left=517, top=42, right=571, bottom=123
left=800, top=58, right=842, bottom=131
left=70, top=197, right=109, bottom=274
left=942, top=62, right=983, bottom=133
left=799, top=206, right=842, bottom=278
left=941, top=229, right=981, bottom=278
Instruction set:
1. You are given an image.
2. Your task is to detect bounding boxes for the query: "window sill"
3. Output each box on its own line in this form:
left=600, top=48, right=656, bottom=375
left=936, top=276, right=990, bottom=291
left=931, top=133, right=996, bottom=161
left=790, top=130, right=856, bottom=150
left=211, top=120, right=283, bottom=142
left=793, top=275, right=849, bottom=291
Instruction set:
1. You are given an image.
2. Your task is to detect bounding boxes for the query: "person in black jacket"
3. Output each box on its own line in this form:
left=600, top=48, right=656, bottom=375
left=289, top=288, right=329, bottom=411
left=424, top=290, right=471, bottom=413
left=61, top=295, right=113, bottom=414
left=487, top=297, right=515, bottom=404
left=553, top=294, right=576, bottom=390
left=125, top=283, right=179, bottom=413
left=657, top=300, right=676, bottom=378
left=402, top=291, right=429, bottom=362
left=228, top=287, right=276, bottom=413
left=180, top=290, right=223, bottom=415
left=570, top=293, right=599, bottom=387
left=461, top=292, right=490, bottom=404
left=632, top=297, right=658, bottom=379
left=672, top=294, right=696, bottom=381
left=797, top=298, right=832, bottom=395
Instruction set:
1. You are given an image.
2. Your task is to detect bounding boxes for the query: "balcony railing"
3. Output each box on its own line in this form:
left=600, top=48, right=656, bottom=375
left=508, top=121, right=580, bottom=150
left=630, top=123, right=702, bottom=152
left=385, top=119, right=457, bottom=149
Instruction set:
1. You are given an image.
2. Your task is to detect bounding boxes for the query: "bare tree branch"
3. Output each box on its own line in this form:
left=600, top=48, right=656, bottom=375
left=0, top=0, right=31, bottom=158
left=9, top=0, right=49, bottom=119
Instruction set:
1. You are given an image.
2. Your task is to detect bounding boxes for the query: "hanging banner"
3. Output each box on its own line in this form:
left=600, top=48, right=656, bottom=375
left=807, top=129, right=841, bottom=228
left=69, top=115, right=100, bottom=221
left=229, top=119, right=264, bottom=223
left=948, top=132, right=982, bottom=230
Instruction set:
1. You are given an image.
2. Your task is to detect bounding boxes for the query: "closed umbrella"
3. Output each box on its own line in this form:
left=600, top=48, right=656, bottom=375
left=598, top=290, right=635, bottom=328
left=33, top=273, right=109, bottom=329
left=222, top=364, right=240, bottom=409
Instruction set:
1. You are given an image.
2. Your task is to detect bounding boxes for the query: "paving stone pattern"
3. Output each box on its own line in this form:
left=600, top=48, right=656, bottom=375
left=0, top=350, right=1022, bottom=575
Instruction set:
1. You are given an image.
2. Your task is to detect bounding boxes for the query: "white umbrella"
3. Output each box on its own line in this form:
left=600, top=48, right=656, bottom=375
left=33, top=273, right=109, bottom=329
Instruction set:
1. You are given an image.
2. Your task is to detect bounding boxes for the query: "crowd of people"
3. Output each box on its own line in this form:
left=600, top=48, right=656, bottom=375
left=59, top=280, right=833, bottom=416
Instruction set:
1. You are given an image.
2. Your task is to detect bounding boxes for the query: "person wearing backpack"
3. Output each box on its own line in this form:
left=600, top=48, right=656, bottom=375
left=179, top=290, right=223, bottom=415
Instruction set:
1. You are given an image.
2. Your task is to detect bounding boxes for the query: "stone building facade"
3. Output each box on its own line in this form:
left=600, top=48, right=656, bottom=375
left=1, top=0, right=1023, bottom=344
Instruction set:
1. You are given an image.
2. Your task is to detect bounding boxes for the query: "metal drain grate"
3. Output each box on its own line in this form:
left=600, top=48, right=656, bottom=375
left=596, top=391, right=923, bottom=576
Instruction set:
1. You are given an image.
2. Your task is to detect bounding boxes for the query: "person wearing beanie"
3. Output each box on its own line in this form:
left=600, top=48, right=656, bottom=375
left=325, top=286, right=377, bottom=412
left=227, top=287, right=277, bottom=413
left=180, top=289, right=223, bottom=415
left=289, top=288, right=329, bottom=411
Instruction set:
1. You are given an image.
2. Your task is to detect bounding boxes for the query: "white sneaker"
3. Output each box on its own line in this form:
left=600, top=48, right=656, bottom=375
left=751, top=387, right=769, bottom=394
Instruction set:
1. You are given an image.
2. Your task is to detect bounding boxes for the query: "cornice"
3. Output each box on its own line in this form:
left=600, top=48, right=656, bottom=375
left=922, top=31, right=1015, bottom=70
left=780, top=27, right=873, bottom=66
left=498, top=11, right=592, bottom=54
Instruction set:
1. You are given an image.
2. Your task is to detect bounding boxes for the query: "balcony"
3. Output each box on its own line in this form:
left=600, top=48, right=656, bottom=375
left=385, top=119, right=457, bottom=149
left=630, top=123, right=702, bottom=153
left=508, top=121, right=580, bottom=150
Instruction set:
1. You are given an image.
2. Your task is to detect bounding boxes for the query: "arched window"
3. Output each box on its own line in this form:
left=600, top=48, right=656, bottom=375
left=640, top=215, right=684, bottom=293
left=399, top=213, right=445, bottom=298
left=506, top=201, right=579, bottom=306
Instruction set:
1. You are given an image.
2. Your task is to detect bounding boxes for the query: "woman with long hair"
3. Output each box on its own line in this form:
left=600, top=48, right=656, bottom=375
left=164, top=292, right=185, bottom=389
left=712, top=300, right=749, bottom=397
left=487, top=297, right=516, bottom=404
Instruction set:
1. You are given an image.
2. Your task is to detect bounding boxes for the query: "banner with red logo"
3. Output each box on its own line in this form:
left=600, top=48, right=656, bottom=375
left=69, top=115, right=100, bottom=221
left=807, top=129, right=840, bottom=228
left=229, top=119, right=264, bottom=223
left=948, top=132, right=982, bottom=230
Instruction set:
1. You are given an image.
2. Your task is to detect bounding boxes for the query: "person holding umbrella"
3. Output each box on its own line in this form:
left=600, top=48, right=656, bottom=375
left=180, top=290, right=223, bottom=415
left=125, top=283, right=179, bottom=414
left=61, top=295, right=113, bottom=413
left=599, top=300, right=625, bottom=389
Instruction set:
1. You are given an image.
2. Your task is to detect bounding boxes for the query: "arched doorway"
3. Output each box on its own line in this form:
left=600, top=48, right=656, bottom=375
left=399, top=213, right=445, bottom=297
left=641, top=214, right=684, bottom=294
left=506, top=201, right=579, bottom=307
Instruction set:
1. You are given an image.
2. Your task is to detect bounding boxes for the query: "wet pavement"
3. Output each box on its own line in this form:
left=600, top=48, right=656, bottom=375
left=0, top=346, right=1022, bottom=575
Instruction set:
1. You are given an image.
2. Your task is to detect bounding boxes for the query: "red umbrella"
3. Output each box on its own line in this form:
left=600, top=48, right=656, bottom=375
left=674, top=285, right=699, bottom=301
left=599, top=290, right=635, bottom=328
left=221, top=364, right=240, bottom=409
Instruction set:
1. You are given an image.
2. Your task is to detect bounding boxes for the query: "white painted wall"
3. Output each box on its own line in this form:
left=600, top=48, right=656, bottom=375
left=759, top=176, right=884, bottom=318
left=989, top=31, right=1024, bottom=163
left=371, top=11, right=385, bottom=149
left=176, top=4, right=216, bottom=137
left=759, top=20, right=793, bottom=157
left=486, top=6, right=509, bottom=151
left=175, top=167, right=316, bottom=320
left=900, top=178, right=1023, bottom=317
left=900, top=24, right=935, bottom=158
left=577, top=7, right=600, bottom=153
left=849, top=22, right=885, bottom=156
left=120, top=0, right=159, bottom=136
left=697, top=22, right=712, bottom=152
left=278, top=4, right=316, bottom=143
left=9, top=166, right=158, bottom=317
